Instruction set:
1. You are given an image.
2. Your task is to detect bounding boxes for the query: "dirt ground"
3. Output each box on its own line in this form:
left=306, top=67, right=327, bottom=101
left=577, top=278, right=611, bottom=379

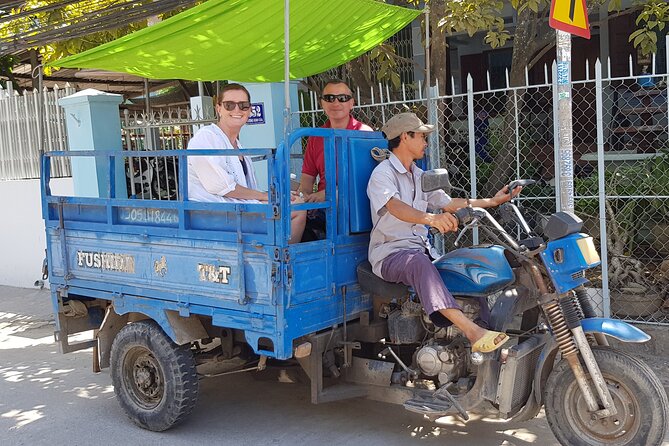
left=1, top=285, right=667, bottom=446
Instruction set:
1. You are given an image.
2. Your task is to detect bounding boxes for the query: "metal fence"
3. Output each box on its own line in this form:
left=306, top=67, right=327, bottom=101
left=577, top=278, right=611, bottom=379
left=0, top=82, right=74, bottom=180
left=120, top=107, right=214, bottom=200
left=295, top=44, right=669, bottom=324
left=7, top=39, right=664, bottom=324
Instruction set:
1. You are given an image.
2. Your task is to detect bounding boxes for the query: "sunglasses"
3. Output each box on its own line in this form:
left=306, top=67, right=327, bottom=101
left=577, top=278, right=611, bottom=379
left=220, top=101, right=251, bottom=111
left=321, top=94, right=353, bottom=103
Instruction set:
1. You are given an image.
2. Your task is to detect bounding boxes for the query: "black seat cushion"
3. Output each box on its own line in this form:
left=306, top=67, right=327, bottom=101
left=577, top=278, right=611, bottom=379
left=356, top=261, right=409, bottom=300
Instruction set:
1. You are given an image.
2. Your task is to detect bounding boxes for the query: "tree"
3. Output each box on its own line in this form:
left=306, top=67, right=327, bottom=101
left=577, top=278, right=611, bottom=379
left=419, top=0, right=668, bottom=195
left=306, top=0, right=666, bottom=193
left=0, top=55, right=20, bottom=89
left=0, top=1, right=200, bottom=74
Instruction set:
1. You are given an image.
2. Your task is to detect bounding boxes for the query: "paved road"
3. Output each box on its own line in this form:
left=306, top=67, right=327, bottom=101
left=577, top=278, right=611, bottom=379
left=0, top=285, right=664, bottom=446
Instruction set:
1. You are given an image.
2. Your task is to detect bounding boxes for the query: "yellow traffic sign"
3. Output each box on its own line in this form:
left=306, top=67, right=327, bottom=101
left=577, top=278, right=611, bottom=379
left=549, top=0, right=591, bottom=39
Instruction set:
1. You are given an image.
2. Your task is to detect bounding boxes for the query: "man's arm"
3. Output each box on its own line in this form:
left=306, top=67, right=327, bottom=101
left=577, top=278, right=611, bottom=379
left=299, top=172, right=325, bottom=202
left=298, top=173, right=317, bottom=197
left=386, top=198, right=458, bottom=233
left=442, top=185, right=520, bottom=212
left=304, top=189, right=325, bottom=203
left=299, top=136, right=324, bottom=201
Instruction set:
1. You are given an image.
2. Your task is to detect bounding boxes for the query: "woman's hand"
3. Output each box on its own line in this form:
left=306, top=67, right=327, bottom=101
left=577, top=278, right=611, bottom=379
left=290, top=191, right=304, bottom=204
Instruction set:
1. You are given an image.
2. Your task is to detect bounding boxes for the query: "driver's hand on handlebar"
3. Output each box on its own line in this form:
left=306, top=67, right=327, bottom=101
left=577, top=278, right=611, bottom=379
left=426, top=212, right=459, bottom=233
left=492, top=185, right=523, bottom=206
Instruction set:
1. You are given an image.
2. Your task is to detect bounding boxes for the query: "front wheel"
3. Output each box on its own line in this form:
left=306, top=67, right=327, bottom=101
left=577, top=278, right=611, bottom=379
left=545, top=347, right=668, bottom=446
left=110, top=320, right=199, bottom=431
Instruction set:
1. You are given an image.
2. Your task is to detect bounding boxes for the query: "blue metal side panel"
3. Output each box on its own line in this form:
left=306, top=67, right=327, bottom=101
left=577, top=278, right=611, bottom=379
left=540, top=233, right=601, bottom=294
left=288, top=241, right=331, bottom=307
left=47, top=230, right=273, bottom=304
left=283, top=241, right=371, bottom=339
left=434, top=246, right=515, bottom=296
left=348, top=133, right=387, bottom=233
left=46, top=225, right=281, bottom=354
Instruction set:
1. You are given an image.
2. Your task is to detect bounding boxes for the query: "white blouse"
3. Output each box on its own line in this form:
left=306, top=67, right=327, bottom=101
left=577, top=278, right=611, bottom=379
left=187, top=124, right=260, bottom=203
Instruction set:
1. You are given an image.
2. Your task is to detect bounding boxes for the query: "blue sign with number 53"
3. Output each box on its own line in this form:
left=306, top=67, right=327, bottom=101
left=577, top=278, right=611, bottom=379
left=247, top=102, right=265, bottom=125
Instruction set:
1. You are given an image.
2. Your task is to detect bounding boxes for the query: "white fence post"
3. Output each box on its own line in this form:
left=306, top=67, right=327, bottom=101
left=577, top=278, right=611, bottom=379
left=551, top=61, right=561, bottom=212
left=466, top=74, right=479, bottom=245
left=595, top=59, right=611, bottom=318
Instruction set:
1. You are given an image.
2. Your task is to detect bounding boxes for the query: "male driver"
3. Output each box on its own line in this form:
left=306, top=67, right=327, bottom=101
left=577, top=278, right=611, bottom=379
left=367, top=112, right=520, bottom=353
left=298, top=80, right=372, bottom=240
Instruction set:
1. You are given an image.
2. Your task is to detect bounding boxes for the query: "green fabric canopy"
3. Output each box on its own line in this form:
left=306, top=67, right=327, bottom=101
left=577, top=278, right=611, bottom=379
left=51, top=0, right=421, bottom=82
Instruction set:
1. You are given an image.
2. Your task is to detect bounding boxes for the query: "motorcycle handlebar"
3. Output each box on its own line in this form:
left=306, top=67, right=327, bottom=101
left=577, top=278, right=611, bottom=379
left=427, top=179, right=533, bottom=242
left=454, top=207, right=472, bottom=225
left=429, top=206, right=521, bottom=251
left=508, top=179, right=536, bottom=196
left=428, top=207, right=474, bottom=236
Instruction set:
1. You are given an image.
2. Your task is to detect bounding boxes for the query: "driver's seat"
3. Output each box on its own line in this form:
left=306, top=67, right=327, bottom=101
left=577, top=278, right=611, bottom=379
left=356, top=261, right=409, bottom=300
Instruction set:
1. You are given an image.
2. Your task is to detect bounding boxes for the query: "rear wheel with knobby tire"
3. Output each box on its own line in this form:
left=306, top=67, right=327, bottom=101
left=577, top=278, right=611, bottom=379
left=110, top=320, right=199, bottom=431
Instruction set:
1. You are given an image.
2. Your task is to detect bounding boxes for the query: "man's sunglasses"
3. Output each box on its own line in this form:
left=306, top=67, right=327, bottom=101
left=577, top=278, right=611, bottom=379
left=320, top=94, right=353, bottom=103
left=221, top=101, right=251, bottom=111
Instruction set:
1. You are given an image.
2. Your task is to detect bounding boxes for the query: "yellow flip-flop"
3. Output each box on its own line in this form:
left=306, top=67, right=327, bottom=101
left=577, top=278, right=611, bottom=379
left=472, top=330, right=510, bottom=353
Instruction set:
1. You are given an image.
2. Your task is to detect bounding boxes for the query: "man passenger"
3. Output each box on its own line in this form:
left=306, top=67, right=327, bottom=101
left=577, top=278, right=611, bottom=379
left=299, top=79, right=372, bottom=240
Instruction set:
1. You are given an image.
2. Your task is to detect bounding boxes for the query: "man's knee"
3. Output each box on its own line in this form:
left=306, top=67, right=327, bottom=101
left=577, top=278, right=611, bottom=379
left=404, top=252, right=438, bottom=281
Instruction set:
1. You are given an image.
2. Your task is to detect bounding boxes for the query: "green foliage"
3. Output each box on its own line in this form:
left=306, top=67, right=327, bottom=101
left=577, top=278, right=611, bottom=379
left=644, top=147, right=669, bottom=207
left=0, top=1, right=201, bottom=73
left=369, top=44, right=403, bottom=89
left=575, top=150, right=669, bottom=257
left=628, top=0, right=669, bottom=57
left=436, top=0, right=511, bottom=48
left=414, top=0, right=666, bottom=55
left=0, top=54, right=19, bottom=88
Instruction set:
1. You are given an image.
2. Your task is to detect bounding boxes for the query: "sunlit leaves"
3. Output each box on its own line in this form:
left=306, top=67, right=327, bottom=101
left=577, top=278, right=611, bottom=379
left=484, top=30, right=512, bottom=48
left=437, top=0, right=509, bottom=38
left=628, top=0, right=669, bottom=57
left=348, top=43, right=404, bottom=89
left=0, top=1, right=202, bottom=69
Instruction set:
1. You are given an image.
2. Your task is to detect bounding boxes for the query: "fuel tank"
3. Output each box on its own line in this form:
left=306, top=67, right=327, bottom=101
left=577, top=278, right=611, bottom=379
left=434, top=245, right=514, bottom=296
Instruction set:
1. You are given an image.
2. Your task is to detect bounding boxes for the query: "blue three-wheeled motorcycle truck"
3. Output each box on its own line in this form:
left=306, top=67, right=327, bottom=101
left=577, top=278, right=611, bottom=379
left=41, top=127, right=668, bottom=445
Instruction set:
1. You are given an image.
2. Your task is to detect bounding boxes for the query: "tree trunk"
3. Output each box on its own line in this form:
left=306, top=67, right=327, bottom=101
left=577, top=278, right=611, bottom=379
left=426, top=0, right=453, bottom=171
left=347, top=59, right=374, bottom=103
left=481, top=8, right=539, bottom=197
left=429, top=0, right=448, bottom=96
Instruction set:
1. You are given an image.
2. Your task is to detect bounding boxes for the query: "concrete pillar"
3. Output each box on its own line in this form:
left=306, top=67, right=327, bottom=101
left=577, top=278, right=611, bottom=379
left=58, top=89, right=126, bottom=198
left=238, top=81, right=300, bottom=191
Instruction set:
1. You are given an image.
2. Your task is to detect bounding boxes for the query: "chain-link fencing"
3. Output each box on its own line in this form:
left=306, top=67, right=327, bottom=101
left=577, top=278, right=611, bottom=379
left=120, top=106, right=214, bottom=200
left=294, top=46, right=669, bottom=324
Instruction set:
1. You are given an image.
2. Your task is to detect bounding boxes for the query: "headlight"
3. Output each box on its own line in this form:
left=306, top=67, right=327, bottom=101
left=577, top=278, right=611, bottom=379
left=576, top=236, right=600, bottom=266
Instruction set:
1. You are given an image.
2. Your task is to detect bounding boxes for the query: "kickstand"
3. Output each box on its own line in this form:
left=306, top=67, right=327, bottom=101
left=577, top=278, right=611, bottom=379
left=435, top=385, right=469, bottom=421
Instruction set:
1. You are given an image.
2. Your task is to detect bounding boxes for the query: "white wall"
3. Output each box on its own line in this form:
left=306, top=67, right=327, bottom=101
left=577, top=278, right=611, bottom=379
left=0, top=178, right=73, bottom=288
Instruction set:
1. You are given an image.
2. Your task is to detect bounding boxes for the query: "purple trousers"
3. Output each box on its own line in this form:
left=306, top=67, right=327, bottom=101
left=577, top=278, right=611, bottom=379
left=380, top=249, right=460, bottom=315
left=380, top=249, right=490, bottom=327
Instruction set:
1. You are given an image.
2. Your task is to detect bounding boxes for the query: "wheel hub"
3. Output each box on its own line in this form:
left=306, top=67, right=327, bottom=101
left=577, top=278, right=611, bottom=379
left=123, top=347, right=165, bottom=409
left=568, top=376, right=638, bottom=442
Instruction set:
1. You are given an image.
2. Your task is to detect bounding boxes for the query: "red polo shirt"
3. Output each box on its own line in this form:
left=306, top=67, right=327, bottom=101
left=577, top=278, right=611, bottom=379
left=302, top=116, right=371, bottom=192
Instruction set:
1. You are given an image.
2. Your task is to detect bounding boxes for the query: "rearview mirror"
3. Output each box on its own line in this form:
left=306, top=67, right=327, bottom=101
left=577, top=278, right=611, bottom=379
left=421, top=169, right=451, bottom=193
